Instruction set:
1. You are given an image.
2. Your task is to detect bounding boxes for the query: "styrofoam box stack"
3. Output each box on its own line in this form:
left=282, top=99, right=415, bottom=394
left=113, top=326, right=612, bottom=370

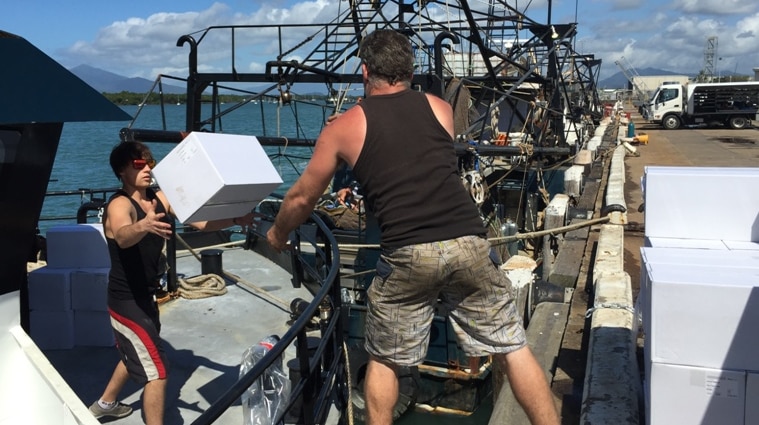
left=638, top=248, right=759, bottom=368
left=151, top=131, right=283, bottom=224
left=71, top=269, right=114, bottom=347
left=642, top=261, right=759, bottom=425
left=28, top=267, right=74, bottom=350
left=45, top=224, right=112, bottom=269
left=644, top=166, right=759, bottom=246
left=641, top=166, right=759, bottom=425
left=648, top=363, right=747, bottom=425
left=643, top=260, right=759, bottom=370
left=28, top=224, right=113, bottom=349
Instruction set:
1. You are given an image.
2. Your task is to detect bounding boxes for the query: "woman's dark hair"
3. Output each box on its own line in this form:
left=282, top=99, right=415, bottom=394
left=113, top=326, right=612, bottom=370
left=109, top=141, right=152, bottom=180
left=359, top=30, right=414, bottom=85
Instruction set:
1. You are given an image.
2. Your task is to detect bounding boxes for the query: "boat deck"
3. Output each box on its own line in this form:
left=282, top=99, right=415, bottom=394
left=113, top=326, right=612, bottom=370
left=42, top=244, right=329, bottom=425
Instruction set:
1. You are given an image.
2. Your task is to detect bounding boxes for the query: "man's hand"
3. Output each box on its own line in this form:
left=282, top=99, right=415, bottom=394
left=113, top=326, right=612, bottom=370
left=266, top=225, right=291, bottom=253
left=336, top=187, right=360, bottom=211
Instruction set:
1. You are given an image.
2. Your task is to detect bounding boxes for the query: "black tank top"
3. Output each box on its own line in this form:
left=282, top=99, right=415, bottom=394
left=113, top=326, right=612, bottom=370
left=105, top=188, right=171, bottom=301
left=353, top=90, right=485, bottom=249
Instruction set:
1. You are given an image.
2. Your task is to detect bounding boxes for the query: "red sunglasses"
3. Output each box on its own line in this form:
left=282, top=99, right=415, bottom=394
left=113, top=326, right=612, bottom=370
left=132, top=158, right=156, bottom=169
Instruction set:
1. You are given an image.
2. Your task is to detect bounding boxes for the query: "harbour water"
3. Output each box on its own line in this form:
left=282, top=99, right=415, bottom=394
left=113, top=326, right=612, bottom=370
left=40, top=102, right=331, bottom=234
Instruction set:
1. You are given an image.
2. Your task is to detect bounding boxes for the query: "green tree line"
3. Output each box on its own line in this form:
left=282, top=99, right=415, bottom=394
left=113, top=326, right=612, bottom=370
left=102, top=91, right=251, bottom=106
left=102, top=91, right=332, bottom=106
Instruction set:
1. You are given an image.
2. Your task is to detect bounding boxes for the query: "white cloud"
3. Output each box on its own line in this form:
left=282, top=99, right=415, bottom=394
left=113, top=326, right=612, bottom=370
left=587, top=7, right=759, bottom=82
left=51, top=0, right=759, bottom=85
left=673, top=0, right=757, bottom=15
left=59, top=1, right=339, bottom=80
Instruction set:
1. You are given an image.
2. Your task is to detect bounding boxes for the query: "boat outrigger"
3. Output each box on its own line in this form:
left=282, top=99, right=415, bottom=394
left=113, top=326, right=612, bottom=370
left=2, top=1, right=623, bottom=424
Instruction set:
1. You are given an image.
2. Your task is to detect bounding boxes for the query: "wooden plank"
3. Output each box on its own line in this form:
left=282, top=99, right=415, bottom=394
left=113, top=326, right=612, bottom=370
left=575, top=179, right=600, bottom=212
left=548, top=239, right=587, bottom=288
left=488, top=302, right=570, bottom=425
left=547, top=217, right=591, bottom=288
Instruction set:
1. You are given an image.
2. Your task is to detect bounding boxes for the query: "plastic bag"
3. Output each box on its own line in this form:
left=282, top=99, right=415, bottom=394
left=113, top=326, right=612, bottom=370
left=240, top=335, right=291, bottom=425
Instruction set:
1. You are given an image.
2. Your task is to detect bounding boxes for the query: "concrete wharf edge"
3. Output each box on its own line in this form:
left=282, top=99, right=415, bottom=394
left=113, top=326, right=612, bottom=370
left=489, top=115, right=639, bottom=424
left=580, top=121, right=641, bottom=424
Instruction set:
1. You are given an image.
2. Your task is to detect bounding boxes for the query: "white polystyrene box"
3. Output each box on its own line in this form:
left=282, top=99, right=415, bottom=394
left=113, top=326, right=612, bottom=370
left=71, top=268, right=110, bottom=311
left=724, top=240, right=759, bottom=251
left=643, top=166, right=759, bottom=242
left=563, top=164, right=584, bottom=197
left=645, top=262, right=759, bottom=370
left=647, top=363, right=745, bottom=425
left=644, top=236, right=728, bottom=250
left=27, top=267, right=71, bottom=311
left=29, top=310, right=74, bottom=350
left=74, top=310, right=114, bottom=347
left=45, top=224, right=110, bottom=269
left=152, top=132, right=283, bottom=223
left=641, top=247, right=759, bottom=268
left=639, top=248, right=759, bottom=368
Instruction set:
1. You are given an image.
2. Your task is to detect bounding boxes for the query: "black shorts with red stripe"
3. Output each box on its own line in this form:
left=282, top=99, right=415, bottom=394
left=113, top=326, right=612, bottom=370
left=108, top=297, right=168, bottom=385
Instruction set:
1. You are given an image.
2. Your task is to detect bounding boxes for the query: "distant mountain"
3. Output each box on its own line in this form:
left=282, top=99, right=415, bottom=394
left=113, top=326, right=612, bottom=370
left=71, top=63, right=707, bottom=94
left=598, top=67, right=696, bottom=89
left=69, top=64, right=185, bottom=94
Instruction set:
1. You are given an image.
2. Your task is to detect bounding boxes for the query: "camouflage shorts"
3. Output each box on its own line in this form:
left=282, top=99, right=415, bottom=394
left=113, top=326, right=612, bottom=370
left=365, top=235, right=526, bottom=366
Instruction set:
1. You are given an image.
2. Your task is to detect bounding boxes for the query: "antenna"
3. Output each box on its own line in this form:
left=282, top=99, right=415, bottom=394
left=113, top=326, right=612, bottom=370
left=702, top=36, right=718, bottom=82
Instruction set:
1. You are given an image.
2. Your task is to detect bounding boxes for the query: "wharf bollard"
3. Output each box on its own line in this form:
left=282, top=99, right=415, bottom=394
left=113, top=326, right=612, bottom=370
left=200, top=249, right=223, bottom=275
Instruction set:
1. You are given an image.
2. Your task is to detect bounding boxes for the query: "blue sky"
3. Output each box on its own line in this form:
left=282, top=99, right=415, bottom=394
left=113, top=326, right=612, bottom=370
left=5, top=0, right=759, bottom=87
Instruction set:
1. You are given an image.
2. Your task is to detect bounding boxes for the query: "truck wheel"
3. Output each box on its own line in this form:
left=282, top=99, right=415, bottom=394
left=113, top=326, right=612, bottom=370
left=662, top=115, right=680, bottom=130
left=728, top=116, right=748, bottom=129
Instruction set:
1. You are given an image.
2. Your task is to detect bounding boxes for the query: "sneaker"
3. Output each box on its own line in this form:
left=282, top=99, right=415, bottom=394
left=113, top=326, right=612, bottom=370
left=88, top=401, right=133, bottom=419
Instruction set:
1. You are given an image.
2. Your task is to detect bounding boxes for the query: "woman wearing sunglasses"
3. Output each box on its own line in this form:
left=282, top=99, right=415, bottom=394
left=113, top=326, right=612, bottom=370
left=88, top=141, right=255, bottom=424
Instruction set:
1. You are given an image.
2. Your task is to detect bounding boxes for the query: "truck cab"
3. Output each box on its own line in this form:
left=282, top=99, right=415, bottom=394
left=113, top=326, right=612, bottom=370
left=647, top=83, right=684, bottom=129
left=647, top=81, right=759, bottom=130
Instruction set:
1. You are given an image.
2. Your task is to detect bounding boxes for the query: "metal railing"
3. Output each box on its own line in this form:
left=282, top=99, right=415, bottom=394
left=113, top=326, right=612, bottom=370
left=191, top=201, right=347, bottom=425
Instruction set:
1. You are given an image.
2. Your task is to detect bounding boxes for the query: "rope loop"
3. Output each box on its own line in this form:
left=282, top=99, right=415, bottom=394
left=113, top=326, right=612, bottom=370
left=585, top=302, right=635, bottom=318
left=177, top=274, right=228, bottom=299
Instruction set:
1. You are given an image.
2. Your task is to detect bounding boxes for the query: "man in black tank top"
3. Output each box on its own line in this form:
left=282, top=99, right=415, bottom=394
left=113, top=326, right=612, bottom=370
left=89, top=141, right=256, bottom=424
left=266, top=30, right=559, bottom=425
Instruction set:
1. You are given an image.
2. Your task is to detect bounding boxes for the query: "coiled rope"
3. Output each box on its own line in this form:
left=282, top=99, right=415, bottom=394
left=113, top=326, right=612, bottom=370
left=176, top=273, right=227, bottom=299
left=173, top=233, right=290, bottom=311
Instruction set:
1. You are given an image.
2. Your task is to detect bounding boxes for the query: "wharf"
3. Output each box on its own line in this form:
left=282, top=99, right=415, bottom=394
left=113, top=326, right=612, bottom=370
left=554, top=106, right=759, bottom=424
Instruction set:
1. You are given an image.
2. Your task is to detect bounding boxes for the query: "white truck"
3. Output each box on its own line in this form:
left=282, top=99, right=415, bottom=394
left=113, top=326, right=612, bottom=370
left=645, top=81, right=759, bottom=129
